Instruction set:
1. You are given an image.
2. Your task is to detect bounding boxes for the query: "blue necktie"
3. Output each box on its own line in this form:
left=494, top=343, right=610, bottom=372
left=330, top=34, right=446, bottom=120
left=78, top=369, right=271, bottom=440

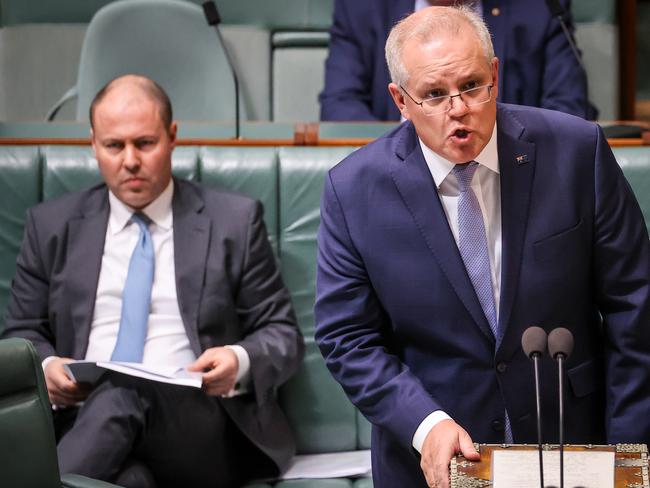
left=453, top=162, right=498, bottom=337
left=111, top=213, right=154, bottom=363
left=453, top=162, right=513, bottom=442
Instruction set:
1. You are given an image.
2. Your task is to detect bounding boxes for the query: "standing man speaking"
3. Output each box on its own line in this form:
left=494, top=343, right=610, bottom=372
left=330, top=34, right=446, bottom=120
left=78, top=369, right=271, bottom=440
left=315, top=6, right=650, bottom=488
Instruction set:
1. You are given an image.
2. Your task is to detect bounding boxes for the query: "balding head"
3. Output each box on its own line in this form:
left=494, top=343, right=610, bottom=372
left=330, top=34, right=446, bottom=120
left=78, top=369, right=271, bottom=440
left=89, top=74, right=173, bottom=130
left=385, top=5, right=494, bottom=87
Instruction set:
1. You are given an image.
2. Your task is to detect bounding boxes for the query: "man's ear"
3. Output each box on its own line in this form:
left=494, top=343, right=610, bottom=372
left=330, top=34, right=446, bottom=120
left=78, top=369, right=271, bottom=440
left=388, top=83, right=410, bottom=120
left=168, top=121, right=178, bottom=149
left=491, top=57, right=499, bottom=100
left=90, top=128, right=97, bottom=156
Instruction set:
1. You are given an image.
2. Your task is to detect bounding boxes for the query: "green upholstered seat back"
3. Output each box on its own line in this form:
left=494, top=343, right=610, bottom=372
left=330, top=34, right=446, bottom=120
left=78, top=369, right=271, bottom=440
left=614, top=147, right=650, bottom=234
left=0, top=147, right=40, bottom=329
left=0, top=337, right=61, bottom=488
left=199, top=146, right=279, bottom=250
left=74, top=0, right=241, bottom=122
left=277, top=147, right=373, bottom=453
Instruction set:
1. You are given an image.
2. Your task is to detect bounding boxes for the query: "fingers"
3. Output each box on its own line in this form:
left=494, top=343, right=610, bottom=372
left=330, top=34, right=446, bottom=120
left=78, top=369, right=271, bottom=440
left=186, top=352, right=213, bottom=372
left=44, top=357, right=89, bottom=406
left=420, top=419, right=470, bottom=488
left=458, top=429, right=480, bottom=461
left=186, top=347, right=239, bottom=396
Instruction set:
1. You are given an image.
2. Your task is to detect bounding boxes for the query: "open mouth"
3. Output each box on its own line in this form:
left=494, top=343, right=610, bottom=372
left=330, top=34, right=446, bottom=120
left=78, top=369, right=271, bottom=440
left=454, top=129, right=469, bottom=139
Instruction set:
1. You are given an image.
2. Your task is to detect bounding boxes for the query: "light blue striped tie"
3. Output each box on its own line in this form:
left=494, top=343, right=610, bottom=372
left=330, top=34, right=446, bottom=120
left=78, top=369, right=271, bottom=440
left=453, top=162, right=513, bottom=443
left=111, top=213, right=154, bottom=363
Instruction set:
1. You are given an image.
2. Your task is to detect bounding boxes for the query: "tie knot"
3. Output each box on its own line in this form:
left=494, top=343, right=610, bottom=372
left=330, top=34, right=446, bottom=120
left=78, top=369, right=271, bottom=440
left=453, top=161, right=478, bottom=192
left=131, top=212, right=152, bottom=233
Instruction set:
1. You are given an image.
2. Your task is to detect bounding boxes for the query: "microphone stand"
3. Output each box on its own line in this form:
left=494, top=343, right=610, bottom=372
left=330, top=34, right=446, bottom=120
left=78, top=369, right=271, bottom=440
left=557, top=352, right=566, bottom=488
left=202, top=1, right=241, bottom=140
left=533, top=351, right=545, bottom=488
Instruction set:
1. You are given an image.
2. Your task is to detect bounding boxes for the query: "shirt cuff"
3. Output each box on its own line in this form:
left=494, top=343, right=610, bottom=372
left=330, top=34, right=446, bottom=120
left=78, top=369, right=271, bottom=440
left=412, top=410, right=453, bottom=453
left=42, top=355, right=59, bottom=372
left=222, top=345, right=251, bottom=397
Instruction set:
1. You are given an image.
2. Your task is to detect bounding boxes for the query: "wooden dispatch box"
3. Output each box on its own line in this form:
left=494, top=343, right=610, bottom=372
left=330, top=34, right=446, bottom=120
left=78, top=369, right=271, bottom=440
left=450, top=443, right=648, bottom=488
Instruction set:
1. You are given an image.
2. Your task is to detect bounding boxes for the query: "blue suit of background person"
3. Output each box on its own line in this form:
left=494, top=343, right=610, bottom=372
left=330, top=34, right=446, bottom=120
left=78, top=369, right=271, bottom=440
left=315, top=104, right=650, bottom=487
left=319, top=0, right=590, bottom=121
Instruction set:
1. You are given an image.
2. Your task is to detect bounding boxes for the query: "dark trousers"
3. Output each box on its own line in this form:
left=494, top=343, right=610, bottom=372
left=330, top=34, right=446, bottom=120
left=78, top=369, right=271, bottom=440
left=55, top=374, right=275, bottom=488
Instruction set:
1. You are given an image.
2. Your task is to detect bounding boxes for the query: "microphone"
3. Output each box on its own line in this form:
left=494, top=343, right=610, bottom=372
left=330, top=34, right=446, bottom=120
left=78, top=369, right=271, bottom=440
left=202, top=1, right=241, bottom=139
left=543, top=0, right=591, bottom=120
left=548, top=327, right=574, bottom=488
left=522, top=326, right=548, bottom=488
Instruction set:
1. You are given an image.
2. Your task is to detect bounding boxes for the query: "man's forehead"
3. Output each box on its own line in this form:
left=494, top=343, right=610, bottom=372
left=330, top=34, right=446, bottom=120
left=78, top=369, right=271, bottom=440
left=403, top=33, right=486, bottom=78
left=94, top=93, right=162, bottom=126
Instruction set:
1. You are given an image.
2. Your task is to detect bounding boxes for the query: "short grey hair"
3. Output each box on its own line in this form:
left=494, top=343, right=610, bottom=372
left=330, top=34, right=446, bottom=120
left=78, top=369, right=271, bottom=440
left=385, top=5, right=495, bottom=87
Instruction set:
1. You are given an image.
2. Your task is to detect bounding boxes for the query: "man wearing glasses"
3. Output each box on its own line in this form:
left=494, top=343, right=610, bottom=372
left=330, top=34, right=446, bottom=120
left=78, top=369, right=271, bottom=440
left=315, top=6, right=650, bottom=488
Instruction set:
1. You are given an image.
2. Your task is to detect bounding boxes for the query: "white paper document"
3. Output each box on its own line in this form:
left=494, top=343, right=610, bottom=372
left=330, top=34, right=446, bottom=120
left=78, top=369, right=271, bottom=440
left=279, top=450, right=372, bottom=479
left=492, top=449, right=615, bottom=488
left=64, top=360, right=203, bottom=388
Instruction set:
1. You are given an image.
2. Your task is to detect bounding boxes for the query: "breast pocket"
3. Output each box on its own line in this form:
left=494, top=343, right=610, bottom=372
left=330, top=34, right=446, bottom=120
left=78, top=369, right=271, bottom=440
left=533, top=219, right=584, bottom=263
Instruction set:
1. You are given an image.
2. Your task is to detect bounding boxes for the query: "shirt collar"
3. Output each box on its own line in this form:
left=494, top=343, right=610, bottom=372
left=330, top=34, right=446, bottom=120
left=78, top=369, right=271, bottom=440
left=419, top=123, right=499, bottom=190
left=108, top=179, right=174, bottom=235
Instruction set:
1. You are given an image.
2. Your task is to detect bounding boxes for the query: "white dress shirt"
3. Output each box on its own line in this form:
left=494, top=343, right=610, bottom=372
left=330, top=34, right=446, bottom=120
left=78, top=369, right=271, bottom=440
left=412, top=124, right=501, bottom=452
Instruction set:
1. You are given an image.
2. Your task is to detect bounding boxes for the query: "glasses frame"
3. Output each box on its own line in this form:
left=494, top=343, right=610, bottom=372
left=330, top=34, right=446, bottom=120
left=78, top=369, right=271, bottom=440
left=400, top=83, right=494, bottom=116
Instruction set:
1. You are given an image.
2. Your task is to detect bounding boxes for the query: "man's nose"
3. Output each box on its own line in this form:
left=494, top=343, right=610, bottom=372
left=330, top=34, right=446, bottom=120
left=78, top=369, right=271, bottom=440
left=123, top=145, right=140, bottom=170
left=447, top=93, right=470, bottom=117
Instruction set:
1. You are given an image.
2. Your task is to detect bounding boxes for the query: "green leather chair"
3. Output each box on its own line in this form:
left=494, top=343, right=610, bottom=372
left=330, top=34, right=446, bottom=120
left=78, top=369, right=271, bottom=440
left=0, top=337, right=122, bottom=488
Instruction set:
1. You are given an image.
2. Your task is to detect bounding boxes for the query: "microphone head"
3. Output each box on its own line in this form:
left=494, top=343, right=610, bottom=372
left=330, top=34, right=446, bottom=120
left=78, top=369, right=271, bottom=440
left=548, top=327, right=574, bottom=359
left=544, top=0, right=565, bottom=17
left=521, top=326, right=547, bottom=358
left=202, top=1, right=221, bottom=26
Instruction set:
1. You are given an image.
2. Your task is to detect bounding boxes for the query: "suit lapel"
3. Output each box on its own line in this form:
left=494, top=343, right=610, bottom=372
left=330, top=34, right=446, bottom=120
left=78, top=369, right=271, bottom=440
left=66, top=188, right=109, bottom=357
left=495, top=106, right=536, bottom=349
left=172, top=179, right=211, bottom=357
left=390, top=124, right=495, bottom=342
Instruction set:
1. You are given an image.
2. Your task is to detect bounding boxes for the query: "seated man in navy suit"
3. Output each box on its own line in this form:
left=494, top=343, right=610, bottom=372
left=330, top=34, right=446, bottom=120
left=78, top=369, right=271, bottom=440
left=2, top=74, right=304, bottom=488
left=315, top=5, right=650, bottom=488
left=320, top=0, right=591, bottom=121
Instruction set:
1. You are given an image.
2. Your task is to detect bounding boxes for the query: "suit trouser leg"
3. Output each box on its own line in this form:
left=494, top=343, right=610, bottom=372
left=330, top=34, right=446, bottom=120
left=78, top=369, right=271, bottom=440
left=57, top=373, right=265, bottom=488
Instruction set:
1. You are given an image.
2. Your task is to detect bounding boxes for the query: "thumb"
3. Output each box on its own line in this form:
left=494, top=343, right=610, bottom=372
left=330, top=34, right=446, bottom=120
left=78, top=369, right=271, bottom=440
left=458, top=430, right=480, bottom=461
left=187, top=353, right=213, bottom=372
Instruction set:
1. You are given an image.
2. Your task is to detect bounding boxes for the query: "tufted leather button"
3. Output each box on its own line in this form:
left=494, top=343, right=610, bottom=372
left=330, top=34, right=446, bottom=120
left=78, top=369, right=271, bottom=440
left=496, top=362, right=507, bottom=373
left=492, top=419, right=504, bottom=431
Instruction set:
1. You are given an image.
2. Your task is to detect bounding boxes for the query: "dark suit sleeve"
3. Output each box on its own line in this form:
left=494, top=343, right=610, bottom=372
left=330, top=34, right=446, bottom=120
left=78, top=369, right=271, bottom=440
left=2, top=208, right=57, bottom=360
left=319, top=0, right=380, bottom=121
left=234, top=202, right=304, bottom=406
left=538, top=1, right=591, bottom=118
left=591, top=126, right=650, bottom=444
left=315, top=173, right=441, bottom=451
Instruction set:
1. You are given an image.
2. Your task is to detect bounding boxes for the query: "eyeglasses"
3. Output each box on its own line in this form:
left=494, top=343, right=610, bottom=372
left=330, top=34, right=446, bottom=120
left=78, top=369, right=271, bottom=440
left=400, top=83, right=494, bottom=116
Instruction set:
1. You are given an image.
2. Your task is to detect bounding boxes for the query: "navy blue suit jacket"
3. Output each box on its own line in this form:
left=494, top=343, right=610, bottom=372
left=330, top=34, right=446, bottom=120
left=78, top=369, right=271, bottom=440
left=315, top=104, right=650, bottom=486
left=320, top=0, right=589, bottom=121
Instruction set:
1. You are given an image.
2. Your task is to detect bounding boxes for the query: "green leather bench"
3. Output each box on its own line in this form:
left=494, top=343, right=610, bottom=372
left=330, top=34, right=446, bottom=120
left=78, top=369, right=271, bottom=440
left=1, top=142, right=649, bottom=487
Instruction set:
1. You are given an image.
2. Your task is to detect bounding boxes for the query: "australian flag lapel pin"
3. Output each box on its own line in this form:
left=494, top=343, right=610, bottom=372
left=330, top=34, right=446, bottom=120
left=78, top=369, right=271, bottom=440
left=515, top=154, right=529, bottom=165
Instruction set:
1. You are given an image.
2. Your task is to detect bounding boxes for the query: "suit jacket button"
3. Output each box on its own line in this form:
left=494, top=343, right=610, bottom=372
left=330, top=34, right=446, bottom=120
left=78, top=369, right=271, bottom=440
left=492, top=419, right=504, bottom=431
left=496, top=362, right=507, bottom=373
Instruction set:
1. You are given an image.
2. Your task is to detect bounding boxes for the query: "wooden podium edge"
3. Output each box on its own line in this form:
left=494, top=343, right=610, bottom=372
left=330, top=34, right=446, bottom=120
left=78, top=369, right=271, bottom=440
left=450, top=443, right=648, bottom=488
